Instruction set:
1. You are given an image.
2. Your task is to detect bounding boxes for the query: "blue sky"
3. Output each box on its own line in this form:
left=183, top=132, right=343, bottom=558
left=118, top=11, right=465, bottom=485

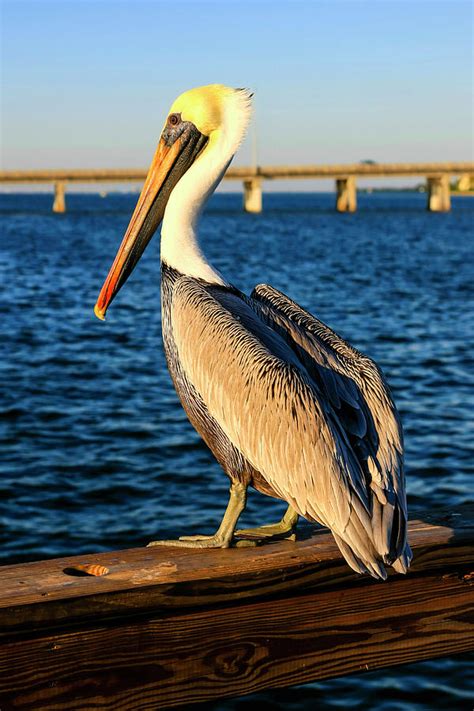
left=2, top=0, right=473, bottom=186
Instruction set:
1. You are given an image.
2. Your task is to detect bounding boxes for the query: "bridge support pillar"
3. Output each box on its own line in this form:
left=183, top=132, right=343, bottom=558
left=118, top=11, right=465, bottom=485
left=457, top=174, right=472, bottom=192
left=53, top=181, right=66, bottom=213
left=336, top=177, right=356, bottom=212
left=243, top=178, right=262, bottom=213
left=427, top=175, right=450, bottom=212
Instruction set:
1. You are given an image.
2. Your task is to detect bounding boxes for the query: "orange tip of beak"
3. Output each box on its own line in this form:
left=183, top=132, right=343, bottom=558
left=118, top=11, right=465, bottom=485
left=94, top=303, right=106, bottom=321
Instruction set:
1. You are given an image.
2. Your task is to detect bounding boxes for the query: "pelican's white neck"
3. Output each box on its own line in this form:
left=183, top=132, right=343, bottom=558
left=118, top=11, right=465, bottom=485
left=160, top=90, right=251, bottom=284
left=160, top=134, right=231, bottom=284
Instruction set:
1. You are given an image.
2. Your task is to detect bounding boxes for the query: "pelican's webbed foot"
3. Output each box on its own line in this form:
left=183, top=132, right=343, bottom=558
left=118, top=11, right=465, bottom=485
left=148, top=535, right=257, bottom=548
left=234, top=505, right=299, bottom=542
left=148, top=534, right=231, bottom=549
left=147, top=481, right=250, bottom=549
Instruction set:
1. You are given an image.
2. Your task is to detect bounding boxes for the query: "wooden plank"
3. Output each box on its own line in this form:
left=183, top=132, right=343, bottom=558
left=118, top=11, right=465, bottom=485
left=0, top=508, right=472, bottom=709
left=0, top=565, right=472, bottom=709
left=0, top=511, right=472, bottom=634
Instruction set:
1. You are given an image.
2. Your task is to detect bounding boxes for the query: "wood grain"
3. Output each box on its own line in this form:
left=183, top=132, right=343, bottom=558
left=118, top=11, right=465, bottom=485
left=0, top=507, right=472, bottom=709
left=0, top=572, right=472, bottom=710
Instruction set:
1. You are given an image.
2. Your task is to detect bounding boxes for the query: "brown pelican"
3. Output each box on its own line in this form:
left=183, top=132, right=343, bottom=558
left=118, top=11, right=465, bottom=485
left=94, top=85, right=412, bottom=579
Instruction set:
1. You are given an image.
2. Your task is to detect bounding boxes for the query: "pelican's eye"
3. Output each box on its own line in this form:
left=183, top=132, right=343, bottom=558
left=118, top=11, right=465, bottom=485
left=168, top=113, right=181, bottom=127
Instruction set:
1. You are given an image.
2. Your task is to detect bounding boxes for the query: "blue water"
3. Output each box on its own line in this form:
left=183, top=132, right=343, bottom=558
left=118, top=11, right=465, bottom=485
left=0, top=191, right=473, bottom=708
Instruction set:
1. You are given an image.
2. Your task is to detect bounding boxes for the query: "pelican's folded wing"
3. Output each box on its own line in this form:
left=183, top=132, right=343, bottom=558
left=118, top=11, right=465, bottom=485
left=171, top=277, right=396, bottom=577
left=248, top=283, right=408, bottom=562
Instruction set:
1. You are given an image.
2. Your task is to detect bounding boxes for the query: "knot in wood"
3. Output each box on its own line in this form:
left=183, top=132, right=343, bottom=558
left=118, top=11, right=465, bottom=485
left=208, top=642, right=258, bottom=679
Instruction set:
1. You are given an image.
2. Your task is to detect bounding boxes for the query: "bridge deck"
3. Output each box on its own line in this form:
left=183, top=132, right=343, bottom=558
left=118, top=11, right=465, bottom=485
left=0, top=162, right=473, bottom=183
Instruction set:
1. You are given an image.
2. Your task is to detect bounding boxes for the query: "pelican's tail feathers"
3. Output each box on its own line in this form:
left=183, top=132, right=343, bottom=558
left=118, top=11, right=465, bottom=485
left=391, top=544, right=413, bottom=574
left=332, top=532, right=388, bottom=580
left=332, top=524, right=412, bottom=579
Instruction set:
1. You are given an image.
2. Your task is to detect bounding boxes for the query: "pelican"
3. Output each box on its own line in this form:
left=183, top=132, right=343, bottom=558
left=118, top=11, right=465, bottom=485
left=94, top=85, right=412, bottom=579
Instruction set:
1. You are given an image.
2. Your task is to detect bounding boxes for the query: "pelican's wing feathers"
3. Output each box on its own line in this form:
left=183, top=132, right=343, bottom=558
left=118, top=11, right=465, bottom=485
left=249, top=283, right=409, bottom=563
left=171, top=277, right=408, bottom=578
left=248, top=286, right=405, bottom=485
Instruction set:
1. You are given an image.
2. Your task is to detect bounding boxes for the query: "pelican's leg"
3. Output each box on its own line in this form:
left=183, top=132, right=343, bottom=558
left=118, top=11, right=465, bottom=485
left=147, top=481, right=247, bottom=549
left=234, top=505, right=299, bottom=542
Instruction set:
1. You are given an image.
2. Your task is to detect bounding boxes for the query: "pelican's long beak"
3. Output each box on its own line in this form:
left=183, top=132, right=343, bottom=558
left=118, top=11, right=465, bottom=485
left=94, top=124, right=208, bottom=320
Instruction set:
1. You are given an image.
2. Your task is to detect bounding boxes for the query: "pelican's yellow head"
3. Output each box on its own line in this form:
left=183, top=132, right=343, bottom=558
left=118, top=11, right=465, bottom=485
left=168, top=84, right=251, bottom=139
left=94, top=84, right=252, bottom=320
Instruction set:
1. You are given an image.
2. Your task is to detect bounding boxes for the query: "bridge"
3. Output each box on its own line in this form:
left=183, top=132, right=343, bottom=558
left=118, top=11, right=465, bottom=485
left=0, top=162, right=472, bottom=213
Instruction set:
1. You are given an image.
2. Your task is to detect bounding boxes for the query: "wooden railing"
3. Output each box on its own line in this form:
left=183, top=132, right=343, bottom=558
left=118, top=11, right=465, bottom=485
left=0, top=506, right=472, bottom=709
